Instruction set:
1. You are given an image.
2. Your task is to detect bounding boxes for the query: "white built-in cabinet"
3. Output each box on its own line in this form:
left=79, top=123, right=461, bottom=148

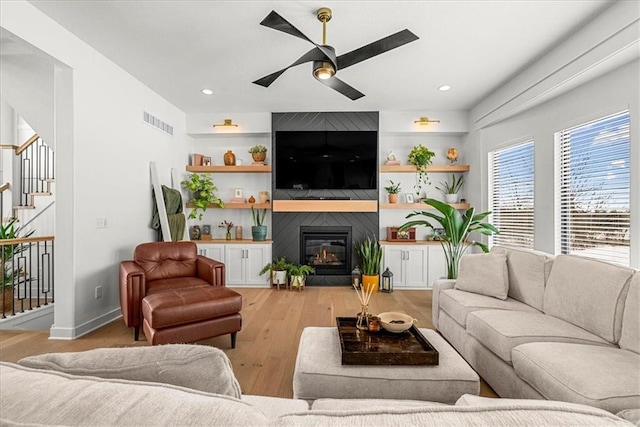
left=382, top=243, right=447, bottom=289
left=196, top=241, right=271, bottom=288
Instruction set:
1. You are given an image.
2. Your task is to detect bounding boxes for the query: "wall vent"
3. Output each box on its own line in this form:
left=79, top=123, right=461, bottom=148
left=143, top=111, right=174, bottom=136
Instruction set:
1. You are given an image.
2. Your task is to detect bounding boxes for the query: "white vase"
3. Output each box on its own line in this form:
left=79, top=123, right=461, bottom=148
left=445, top=194, right=459, bottom=204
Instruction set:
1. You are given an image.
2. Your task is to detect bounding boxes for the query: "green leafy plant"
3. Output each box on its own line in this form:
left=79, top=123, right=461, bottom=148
left=354, top=236, right=383, bottom=276
left=399, top=199, right=499, bottom=279
left=248, top=144, right=267, bottom=154
left=1, top=219, right=34, bottom=290
left=407, top=144, right=436, bottom=196
left=383, top=180, right=401, bottom=194
left=259, top=257, right=292, bottom=275
left=287, top=264, right=316, bottom=278
left=251, top=205, right=267, bottom=226
left=436, top=174, right=464, bottom=195
left=181, top=173, right=224, bottom=220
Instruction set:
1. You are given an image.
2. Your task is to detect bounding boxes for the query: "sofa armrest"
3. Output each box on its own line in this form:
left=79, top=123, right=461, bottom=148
left=119, top=261, right=145, bottom=328
left=432, top=279, right=456, bottom=330
left=197, top=255, right=225, bottom=287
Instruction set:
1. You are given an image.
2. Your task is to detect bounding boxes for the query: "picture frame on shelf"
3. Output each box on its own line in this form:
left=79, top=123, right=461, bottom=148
left=405, top=193, right=415, bottom=204
left=202, top=156, right=211, bottom=166
left=234, top=188, right=243, bottom=198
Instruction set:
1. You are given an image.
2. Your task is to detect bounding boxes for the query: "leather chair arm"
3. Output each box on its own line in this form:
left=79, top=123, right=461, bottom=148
left=119, top=261, right=146, bottom=328
left=197, top=255, right=225, bottom=287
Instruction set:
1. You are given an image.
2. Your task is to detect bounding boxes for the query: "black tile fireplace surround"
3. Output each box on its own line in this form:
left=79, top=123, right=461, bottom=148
left=272, top=211, right=378, bottom=286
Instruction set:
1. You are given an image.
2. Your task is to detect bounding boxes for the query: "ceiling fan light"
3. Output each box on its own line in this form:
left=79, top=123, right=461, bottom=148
left=313, top=61, right=335, bottom=80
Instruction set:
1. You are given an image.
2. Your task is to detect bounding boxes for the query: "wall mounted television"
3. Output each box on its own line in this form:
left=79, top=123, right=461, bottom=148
left=275, top=131, right=378, bottom=190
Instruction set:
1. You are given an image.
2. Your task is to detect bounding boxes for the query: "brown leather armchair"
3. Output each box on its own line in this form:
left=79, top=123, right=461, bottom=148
left=119, top=241, right=242, bottom=347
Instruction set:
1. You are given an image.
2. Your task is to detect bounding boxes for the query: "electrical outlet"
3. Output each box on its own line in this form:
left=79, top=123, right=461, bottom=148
left=95, top=286, right=103, bottom=299
left=96, top=218, right=107, bottom=229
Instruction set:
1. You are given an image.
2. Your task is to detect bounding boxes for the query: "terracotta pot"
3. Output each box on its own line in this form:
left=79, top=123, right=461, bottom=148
left=388, top=193, right=398, bottom=204
left=224, top=150, right=236, bottom=166
left=362, top=274, right=379, bottom=293
left=251, top=152, right=266, bottom=163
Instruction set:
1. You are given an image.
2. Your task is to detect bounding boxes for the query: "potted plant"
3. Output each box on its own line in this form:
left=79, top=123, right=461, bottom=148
left=287, top=264, right=315, bottom=291
left=251, top=205, right=268, bottom=241
left=399, top=199, right=499, bottom=279
left=407, top=144, right=436, bottom=198
left=1, top=219, right=34, bottom=316
left=181, top=173, right=224, bottom=220
left=436, top=174, right=464, bottom=204
left=354, top=236, right=383, bottom=293
left=249, top=144, right=267, bottom=163
left=260, top=257, right=292, bottom=288
left=383, top=180, right=401, bottom=204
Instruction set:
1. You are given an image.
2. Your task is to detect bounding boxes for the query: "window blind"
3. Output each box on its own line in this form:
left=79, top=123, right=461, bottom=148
left=489, top=141, right=534, bottom=249
left=556, top=110, right=630, bottom=266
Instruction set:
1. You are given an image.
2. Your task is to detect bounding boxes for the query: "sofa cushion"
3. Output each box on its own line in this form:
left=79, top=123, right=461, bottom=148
left=134, top=241, right=198, bottom=282
left=543, top=255, right=635, bottom=344
left=241, top=395, right=310, bottom=419
left=467, top=310, right=613, bottom=364
left=620, top=273, right=640, bottom=354
left=455, top=252, right=509, bottom=299
left=491, top=246, right=554, bottom=311
left=146, top=277, right=211, bottom=295
left=616, top=408, right=640, bottom=425
left=512, top=342, right=640, bottom=413
left=311, top=399, right=447, bottom=410
left=18, top=344, right=242, bottom=399
left=273, top=405, right=631, bottom=426
left=439, top=289, right=540, bottom=328
left=1, top=362, right=267, bottom=426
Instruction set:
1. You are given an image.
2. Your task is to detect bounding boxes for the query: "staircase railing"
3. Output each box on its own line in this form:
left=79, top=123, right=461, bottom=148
left=0, top=182, right=9, bottom=221
left=1, top=236, right=54, bottom=318
left=15, top=134, right=55, bottom=207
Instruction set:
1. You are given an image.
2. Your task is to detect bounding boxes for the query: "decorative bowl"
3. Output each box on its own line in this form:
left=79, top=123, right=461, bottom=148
left=377, top=312, right=417, bottom=333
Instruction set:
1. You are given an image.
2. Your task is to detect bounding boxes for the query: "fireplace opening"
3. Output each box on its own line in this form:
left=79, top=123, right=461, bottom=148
left=300, top=226, right=352, bottom=275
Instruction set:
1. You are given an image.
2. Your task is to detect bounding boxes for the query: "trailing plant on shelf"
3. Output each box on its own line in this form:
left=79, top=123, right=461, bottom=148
left=436, top=174, right=464, bottom=204
left=399, top=199, right=499, bottom=279
left=407, top=144, right=436, bottom=197
left=181, top=173, right=224, bottom=220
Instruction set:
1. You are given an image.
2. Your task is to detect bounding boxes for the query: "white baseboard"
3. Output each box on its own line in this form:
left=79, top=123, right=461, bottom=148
left=49, top=308, right=122, bottom=340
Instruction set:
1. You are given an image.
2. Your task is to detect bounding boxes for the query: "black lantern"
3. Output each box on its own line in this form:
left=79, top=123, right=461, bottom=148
left=351, top=265, right=362, bottom=289
left=381, top=267, right=394, bottom=293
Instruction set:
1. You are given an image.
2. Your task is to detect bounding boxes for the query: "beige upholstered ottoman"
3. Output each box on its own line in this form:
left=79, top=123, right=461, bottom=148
left=293, top=327, right=480, bottom=403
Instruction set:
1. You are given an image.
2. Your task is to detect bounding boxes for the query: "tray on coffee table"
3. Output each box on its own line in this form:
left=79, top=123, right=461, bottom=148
left=336, top=317, right=439, bottom=365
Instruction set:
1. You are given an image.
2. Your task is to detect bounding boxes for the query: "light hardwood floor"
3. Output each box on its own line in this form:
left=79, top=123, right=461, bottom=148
left=0, top=287, right=497, bottom=398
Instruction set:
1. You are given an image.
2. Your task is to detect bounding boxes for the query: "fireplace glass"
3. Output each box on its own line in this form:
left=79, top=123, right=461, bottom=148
left=300, top=226, right=352, bottom=275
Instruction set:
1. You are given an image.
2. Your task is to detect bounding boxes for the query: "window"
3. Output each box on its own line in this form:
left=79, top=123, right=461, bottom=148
left=556, top=111, right=630, bottom=266
left=489, top=140, right=535, bottom=249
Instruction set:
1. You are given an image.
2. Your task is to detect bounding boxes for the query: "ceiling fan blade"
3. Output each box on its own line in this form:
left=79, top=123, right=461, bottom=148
left=336, top=29, right=419, bottom=70
left=253, top=48, right=327, bottom=87
left=318, top=77, right=365, bottom=101
left=259, top=11, right=337, bottom=69
left=260, top=10, right=316, bottom=45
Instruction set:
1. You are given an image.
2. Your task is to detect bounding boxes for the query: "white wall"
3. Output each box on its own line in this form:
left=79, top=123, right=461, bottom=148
left=1, top=1, right=192, bottom=338
left=464, top=59, right=639, bottom=267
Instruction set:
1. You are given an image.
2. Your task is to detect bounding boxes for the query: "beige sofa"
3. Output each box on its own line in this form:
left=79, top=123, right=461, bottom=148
left=1, top=344, right=635, bottom=426
left=432, top=246, right=640, bottom=416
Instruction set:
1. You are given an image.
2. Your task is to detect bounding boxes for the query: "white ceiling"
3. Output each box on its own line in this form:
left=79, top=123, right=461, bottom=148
left=28, top=0, right=612, bottom=114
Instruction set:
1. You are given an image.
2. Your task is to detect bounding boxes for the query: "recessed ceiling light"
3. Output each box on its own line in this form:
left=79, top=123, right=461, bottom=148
left=438, top=85, right=451, bottom=92
left=201, top=89, right=213, bottom=95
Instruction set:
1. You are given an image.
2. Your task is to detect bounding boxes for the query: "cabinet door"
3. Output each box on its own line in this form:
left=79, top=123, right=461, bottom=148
left=403, top=248, right=428, bottom=288
left=245, top=244, right=271, bottom=286
left=225, top=246, right=246, bottom=285
left=383, top=246, right=406, bottom=287
left=428, top=246, right=448, bottom=287
left=197, top=244, right=225, bottom=262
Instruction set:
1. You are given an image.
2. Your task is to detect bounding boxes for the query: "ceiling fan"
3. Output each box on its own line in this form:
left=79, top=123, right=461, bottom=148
left=252, top=7, right=419, bottom=100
